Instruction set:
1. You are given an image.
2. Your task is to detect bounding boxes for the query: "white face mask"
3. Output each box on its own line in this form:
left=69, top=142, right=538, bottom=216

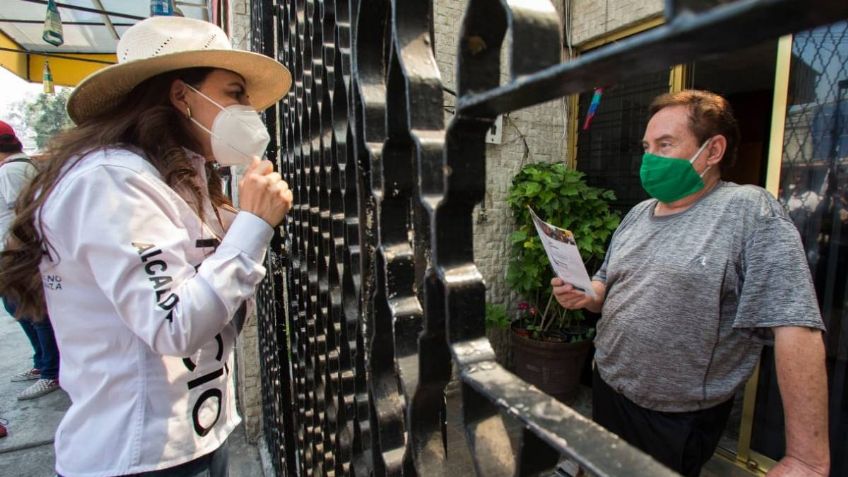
left=185, top=84, right=270, bottom=167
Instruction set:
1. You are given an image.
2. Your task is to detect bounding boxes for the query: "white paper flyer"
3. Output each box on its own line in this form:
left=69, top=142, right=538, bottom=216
left=529, top=207, right=597, bottom=299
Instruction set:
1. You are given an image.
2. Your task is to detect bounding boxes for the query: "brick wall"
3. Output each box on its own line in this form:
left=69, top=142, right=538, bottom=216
left=434, top=0, right=568, bottom=362
left=229, top=0, right=251, bottom=50
left=230, top=0, right=263, bottom=443
left=570, top=0, right=663, bottom=46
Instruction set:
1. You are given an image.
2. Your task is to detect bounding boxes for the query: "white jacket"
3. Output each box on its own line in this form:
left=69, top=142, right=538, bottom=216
left=0, top=152, right=37, bottom=253
left=39, top=148, right=272, bottom=477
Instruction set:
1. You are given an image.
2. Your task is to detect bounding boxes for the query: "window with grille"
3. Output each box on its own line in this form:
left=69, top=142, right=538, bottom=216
left=574, top=70, right=670, bottom=213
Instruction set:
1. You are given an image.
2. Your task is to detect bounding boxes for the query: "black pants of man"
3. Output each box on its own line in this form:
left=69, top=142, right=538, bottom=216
left=592, top=367, right=733, bottom=477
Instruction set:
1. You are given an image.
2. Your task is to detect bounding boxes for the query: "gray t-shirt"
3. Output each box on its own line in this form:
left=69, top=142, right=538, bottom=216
left=593, top=182, right=824, bottom=412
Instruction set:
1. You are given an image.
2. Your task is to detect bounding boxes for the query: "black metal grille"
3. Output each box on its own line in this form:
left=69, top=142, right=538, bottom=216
left=251, top=0, right=848, bottom=475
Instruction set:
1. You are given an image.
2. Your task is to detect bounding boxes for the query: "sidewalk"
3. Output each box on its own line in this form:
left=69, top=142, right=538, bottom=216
left=0, top=311, right=264, bottom=477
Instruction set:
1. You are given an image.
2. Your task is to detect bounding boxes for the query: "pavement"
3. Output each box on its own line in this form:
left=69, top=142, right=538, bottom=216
left=0, top=311, right=265, bottom=477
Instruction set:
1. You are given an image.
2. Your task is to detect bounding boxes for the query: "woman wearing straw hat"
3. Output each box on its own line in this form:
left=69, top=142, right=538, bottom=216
left=0, top=16, right=292, bottom=477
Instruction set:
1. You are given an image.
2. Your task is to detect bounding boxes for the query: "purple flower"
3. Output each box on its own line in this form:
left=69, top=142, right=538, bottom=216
left=518, top=302, right=529, bottom=311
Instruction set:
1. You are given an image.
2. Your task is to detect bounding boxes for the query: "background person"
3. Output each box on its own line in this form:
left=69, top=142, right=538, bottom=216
left=0, top=17, right=292, bottom=477
left=0, top=120, right=60, bottom=401
left=553, top=90, right=829, bottom=477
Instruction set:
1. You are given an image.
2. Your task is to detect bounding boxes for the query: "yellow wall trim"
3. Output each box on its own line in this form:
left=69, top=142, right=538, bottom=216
left=26, top=52, right=115, bottom=87
left=0, top=30, right=27, bottom=82
left=765, top=35, right=793, bottom=197
left=0, top=28, right=115, bottom=87
left=576, top=14, right=665, bottom=53
left=669, top=64, right=690, bottom=92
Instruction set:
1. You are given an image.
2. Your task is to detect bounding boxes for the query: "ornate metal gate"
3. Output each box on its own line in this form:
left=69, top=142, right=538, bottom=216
left=250, top=0, right=848, bottom=475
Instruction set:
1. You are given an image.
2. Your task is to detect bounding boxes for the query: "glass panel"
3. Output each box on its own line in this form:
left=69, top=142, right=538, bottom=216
left=759, top=19, right=848, bottom=475
left=575, top=70, right=669, bottom=214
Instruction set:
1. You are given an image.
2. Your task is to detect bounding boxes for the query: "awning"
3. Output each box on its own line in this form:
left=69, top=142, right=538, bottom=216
left=1, top=1, right=213, bottom=87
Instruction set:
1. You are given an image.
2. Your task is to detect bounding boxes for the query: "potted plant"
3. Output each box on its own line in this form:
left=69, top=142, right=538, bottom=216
left=504, top=162, right=620, bottom=402
left=483, top=302, right=515, bottom=366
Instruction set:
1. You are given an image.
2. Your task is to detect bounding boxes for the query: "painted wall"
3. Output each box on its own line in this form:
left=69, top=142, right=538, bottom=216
left=570, top=0, right=663, bottom=46
left=434, top=0, right=568, bottom=339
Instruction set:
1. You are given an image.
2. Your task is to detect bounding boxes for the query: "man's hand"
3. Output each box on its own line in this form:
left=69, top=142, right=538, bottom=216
left=237, top=158, right=293, bottom=227
left=767, top=455, right=828, bottom=477
left=551, top=278, right=605, bottom=314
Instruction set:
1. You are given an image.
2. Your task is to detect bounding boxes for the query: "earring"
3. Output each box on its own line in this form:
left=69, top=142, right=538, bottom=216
left=186, top=106, right=192, bottom=119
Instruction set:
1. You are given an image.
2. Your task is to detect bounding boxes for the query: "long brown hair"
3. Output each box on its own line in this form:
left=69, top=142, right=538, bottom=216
left=0, top=67, right=233, bottom=319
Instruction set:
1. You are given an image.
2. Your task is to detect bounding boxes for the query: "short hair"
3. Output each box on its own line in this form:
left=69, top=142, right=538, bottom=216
left=649, top=90, right=741, bottom=169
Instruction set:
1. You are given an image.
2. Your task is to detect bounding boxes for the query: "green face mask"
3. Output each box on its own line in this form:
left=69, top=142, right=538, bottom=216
left=640, top=139, right=711, bottom=203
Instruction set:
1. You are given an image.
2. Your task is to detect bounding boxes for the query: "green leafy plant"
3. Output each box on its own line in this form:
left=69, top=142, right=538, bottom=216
left=505, top=162, right=620, bottom=342
left=485, top=303, right=511, bottom=329
left=12, top=89, right=73, bottom=150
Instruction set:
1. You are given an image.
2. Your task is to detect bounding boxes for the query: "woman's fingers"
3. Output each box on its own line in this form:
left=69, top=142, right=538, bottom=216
left=238, top=159, right=274, bottom=189
left=271, top=180, right=292, bottom=207
left=244, top=157, right=262, bottom=174
left=235, top=160, right=295, bottom=226
left=264, top=172, right=282, bottom=186
left=238, top=158, right=260, bottom=189
left=256, top=159, right=273, bottom=175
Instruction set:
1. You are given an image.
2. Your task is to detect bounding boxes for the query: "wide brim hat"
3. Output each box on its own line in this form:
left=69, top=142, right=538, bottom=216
left=67, top=16, right=291, bottom=124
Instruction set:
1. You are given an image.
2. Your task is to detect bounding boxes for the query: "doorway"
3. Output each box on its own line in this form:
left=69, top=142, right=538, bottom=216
left=691, top=40, right=778, bottom=189
left=688, top=39, right=780, bottom=474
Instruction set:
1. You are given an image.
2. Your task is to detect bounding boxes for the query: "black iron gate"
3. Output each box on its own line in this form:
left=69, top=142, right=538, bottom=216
left=250, top=0, right=848, bottom=476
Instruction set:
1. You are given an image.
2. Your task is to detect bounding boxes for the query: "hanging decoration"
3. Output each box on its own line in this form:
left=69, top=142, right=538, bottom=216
left=42, top=0, right=64, bottom=47
left=582, top=86, right=604, bottom=131
left=150, top=0, right=175, bottom=16
left=43, top=61, right=55, bottom=94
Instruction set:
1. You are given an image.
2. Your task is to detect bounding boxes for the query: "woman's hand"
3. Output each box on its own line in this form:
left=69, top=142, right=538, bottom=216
left=551, top=277, right=605, bottom=314
left=237, top=158, right=293, bottom=227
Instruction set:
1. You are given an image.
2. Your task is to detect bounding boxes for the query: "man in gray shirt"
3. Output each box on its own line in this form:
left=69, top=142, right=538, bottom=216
left=553, top=90, right=828, bottom=477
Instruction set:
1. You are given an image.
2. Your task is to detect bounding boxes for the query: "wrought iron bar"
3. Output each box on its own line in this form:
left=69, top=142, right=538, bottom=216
left=458, top=0, right=848, bottom=117
left=252, top=2, right=298, bottom=476
left=253, top=0, right=848, bottom=475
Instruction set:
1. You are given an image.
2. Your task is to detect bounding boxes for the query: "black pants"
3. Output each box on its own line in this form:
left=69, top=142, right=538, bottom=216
left=592, top=368, right=733, bottom=477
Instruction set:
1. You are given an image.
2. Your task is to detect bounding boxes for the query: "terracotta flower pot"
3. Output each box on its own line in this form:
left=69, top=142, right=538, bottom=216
left=510, top=325, right=592, bottom=403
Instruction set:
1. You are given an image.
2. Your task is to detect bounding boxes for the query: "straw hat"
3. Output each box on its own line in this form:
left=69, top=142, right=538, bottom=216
left=67, top=16, right=291, bottom=124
